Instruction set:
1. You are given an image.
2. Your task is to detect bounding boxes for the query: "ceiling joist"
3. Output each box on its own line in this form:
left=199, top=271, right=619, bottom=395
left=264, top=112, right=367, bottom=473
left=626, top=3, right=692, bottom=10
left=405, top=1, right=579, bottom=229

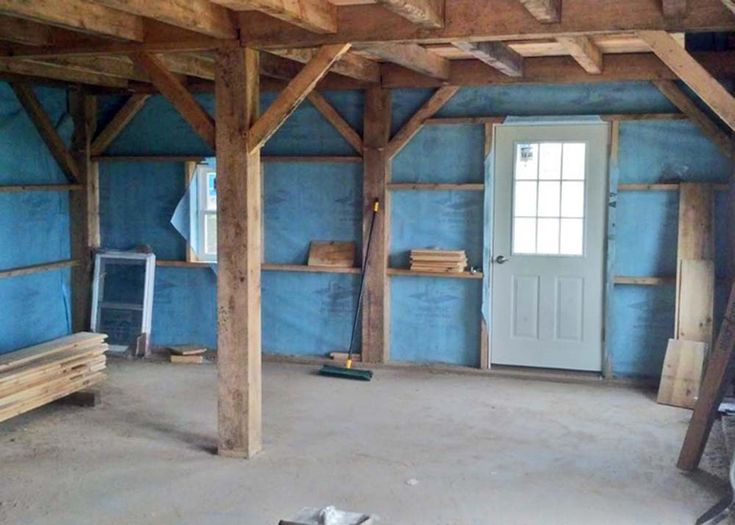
left=452, top=41, right=523, bottom=77
left=270, top=48, right=379, bottom=83
left=212, top=0, right=336, bottom=34
left=662, top=0, right=687, bottom=20
left=518, top=0, right=561, bottom=23
left=556, top=35, right=603, bottom=74
left=375, top=0, right=444, bottom=29
left=359, top=43, right=449, bottom=80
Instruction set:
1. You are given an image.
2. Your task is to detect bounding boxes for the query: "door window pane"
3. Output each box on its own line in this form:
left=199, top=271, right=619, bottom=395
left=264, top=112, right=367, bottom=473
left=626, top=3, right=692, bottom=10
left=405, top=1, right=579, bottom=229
left=537, top=218, right=560, bottom=254
left=561, top=181, right=584, bottom=218
left=513, top=218, right=537, bottom=254
left=515, top=144, right=539, bottom=180
left=562, top=143, right=586, bottom=180
left=537, top=181, right=560, bottom=217
left=539, top=143, right=562, bottom=180
left=560, top=219, right=584, bottom=255
left=514, top=181, right=537, bottom=217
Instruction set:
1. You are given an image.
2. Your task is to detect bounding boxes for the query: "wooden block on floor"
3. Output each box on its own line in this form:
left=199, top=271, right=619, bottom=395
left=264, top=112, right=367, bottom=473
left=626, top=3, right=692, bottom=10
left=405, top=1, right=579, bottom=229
left=308, top=241, right=356, bottom=268
left=170, top=355, right=204, bottom=364
left=329, top=352, right=362, bottom=362
left=658, top=338, right=707, bottom=409
left=168, top=345, right=207, bottom=356
left=55, top=389, right=100, bottom=407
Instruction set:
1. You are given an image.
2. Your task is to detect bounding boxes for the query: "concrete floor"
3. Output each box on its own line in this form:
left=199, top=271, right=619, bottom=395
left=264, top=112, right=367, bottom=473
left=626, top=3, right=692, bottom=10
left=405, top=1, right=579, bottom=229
left=0, top=359, right=730, bottom=525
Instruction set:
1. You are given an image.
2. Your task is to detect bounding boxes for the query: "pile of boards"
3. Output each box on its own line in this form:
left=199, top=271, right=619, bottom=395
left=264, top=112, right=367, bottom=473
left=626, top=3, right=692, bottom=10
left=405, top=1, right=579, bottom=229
left=410, top=249, right=468, bottom=273
left=168, top=345, right=207, bottom=364
left=0, top=332, right=107, bottom=423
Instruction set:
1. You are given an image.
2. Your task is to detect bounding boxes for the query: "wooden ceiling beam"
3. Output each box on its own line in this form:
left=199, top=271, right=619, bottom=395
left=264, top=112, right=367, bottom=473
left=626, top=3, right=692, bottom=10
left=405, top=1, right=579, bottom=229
left=556, top=35, right=603, bottom=74
left=239, top=0, right=735, bottom=48
left=359, top=43, right=449, bottom=80
left=130, top=52, right=216, bottom=149
left=663, top=0, right=687, bottom=20
left=91, top=94, right=151, bottom=156
left=211, top=0, right=336, bottom=34
left=518, top=0, right=561, bottom=23
left=653, top=79, right=732, bottom=158
left=93, top=0, right=237, bottom=39
left=375, top=0, right=443, bottom=28
left=452, top=41, right=523, bottom=77
left=0, top=0, right=145, bottom=41
left=724, top=1, right=735, bottom=15
left=0, top=59, right=128, bottom=87
left=0, top=17, right=55, bottom=46
left=270, top=48, right=379, bottom=83
left=639, top=31, right=735, bottom=132
left=247, top=43, right=351, bottom=153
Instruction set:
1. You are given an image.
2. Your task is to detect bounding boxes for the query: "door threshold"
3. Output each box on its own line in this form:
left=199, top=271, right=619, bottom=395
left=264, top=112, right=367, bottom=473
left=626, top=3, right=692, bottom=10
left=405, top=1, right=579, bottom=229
left=487, top=364, right=603, bottom=384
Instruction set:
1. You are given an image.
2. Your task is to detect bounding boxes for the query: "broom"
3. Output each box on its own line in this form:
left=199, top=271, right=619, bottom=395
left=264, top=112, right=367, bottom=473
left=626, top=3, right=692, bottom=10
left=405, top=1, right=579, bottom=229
left=318, top=199, right=380, bottom=381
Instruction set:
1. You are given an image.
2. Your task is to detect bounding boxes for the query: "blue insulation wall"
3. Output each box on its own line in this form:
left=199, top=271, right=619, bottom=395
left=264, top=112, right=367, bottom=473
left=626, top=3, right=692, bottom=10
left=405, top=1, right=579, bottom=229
left=0, top=83, right=73, bottom=354
left=92, top=81, right=732, bottom=378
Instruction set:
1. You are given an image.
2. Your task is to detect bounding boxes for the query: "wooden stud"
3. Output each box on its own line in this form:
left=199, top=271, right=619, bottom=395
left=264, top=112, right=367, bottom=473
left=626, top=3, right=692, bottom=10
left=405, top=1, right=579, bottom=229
left=247, top=43, right=352, bottom=153
left=211, top=0, right=337, bottom=34
left=518, top=0, right=561, bottom=23
left=639, top=31, right=735, bottom=133
left=362, top=87, right=391, bottom=364
left=130, top=52, right=216, bottom=151
left=375, top=0, right=444, bottom=28
left=90, top=94, right=150, bottom=156
left=215, top=46, right=262, bottom=459
left=0, top=0, right=145, bottom=41
left=359, top=43, right=450, bottom=80
left=556, top=36, right=603, bottom=74
left=307, top=91, right=363, bottom=154
left=452, top=42, right=523, bottom=77
left=653, top=79, right=732, bottom=158
left=386, top=86, right=460, bottom=159
left=10, top=83, right=80, bottom=183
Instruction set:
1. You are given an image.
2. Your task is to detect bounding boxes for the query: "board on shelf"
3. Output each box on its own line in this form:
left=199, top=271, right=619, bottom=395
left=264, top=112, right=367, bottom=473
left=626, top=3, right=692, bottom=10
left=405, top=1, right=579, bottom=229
left=308, top=241, right=356, bottom=268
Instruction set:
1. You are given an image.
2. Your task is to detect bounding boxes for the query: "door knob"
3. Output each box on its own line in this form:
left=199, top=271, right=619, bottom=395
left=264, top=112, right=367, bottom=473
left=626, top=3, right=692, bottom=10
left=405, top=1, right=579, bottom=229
left=494, top=255, right=510, bottom=264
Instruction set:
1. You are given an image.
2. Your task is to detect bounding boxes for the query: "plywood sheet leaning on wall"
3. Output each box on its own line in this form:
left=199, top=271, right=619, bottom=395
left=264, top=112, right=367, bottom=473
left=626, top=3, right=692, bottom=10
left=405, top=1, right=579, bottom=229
left=677, top=259, right=715, bottom=344
left=658, top=339, right=707, bottom=409
left=308, top=241, right=356, bottom=268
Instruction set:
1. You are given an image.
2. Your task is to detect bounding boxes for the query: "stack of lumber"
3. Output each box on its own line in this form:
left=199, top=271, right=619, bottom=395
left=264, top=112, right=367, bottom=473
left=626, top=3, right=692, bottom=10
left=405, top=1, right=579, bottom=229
left=410, top=249, right=468, bottom=273
left=0, top=332, right=107, bottom=423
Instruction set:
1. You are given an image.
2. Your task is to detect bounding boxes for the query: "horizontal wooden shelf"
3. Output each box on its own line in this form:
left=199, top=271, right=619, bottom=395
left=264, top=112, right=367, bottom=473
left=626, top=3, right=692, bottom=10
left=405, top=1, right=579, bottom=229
left=93, top=155, right=362, bottom=164
left=388, top=268, right=483, bottom=280
left=618, top=183, right=729, bottom=191
left=262, top=263, right=361, bottom=274
left=0, top=184, right=83, bottom=193
left=156, top=260, right=210, bottom=268
left=0, top=259, right=78, bottom=279
left=614, top=276, right=675, bottom=286
left=388, top=183, right=484, bottom=191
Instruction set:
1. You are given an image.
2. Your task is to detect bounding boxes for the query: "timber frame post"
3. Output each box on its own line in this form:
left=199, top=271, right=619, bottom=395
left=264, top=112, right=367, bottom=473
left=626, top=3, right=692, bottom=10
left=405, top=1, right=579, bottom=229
left=361, top=87, right=391, bottom=363
left=69, top=89, right=98, bottom=332
left=215, top=47, right=263, bottom=458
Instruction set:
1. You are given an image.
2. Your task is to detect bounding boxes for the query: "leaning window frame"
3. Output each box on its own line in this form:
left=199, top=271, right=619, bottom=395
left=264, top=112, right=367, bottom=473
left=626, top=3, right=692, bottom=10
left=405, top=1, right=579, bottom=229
left=188, top=163, right=218, bottom=262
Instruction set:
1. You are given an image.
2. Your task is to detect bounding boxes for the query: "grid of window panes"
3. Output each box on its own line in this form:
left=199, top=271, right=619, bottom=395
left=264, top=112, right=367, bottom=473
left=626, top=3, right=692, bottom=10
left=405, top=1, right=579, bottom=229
left=512, top=142, right=586, bottom=256
left=201, top=169, right=217, bottom=257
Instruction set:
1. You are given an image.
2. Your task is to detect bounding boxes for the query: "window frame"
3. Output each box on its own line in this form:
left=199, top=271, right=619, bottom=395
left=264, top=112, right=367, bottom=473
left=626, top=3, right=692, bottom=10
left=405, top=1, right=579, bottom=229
left=189, top=163, right=218, bottom=262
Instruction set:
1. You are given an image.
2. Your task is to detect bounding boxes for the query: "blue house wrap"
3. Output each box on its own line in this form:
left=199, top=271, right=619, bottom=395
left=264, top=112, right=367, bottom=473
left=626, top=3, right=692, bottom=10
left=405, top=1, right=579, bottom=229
left=1, top=80, right=731, bottom=379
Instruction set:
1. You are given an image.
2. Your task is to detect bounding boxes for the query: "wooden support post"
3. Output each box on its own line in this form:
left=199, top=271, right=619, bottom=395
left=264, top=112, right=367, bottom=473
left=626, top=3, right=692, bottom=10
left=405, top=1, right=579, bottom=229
left=362, top=87, right=391, bottom=364
left=215, top=47, right=262, bottom=458
left=69, top=90, right=97, bottom=333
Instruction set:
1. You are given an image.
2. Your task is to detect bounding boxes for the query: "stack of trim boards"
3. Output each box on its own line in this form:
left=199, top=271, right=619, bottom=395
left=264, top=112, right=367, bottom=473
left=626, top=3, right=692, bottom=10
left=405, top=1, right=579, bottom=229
left=410, top=250, right=468, bottom=273
left=0, top=332, right=107, bottom=423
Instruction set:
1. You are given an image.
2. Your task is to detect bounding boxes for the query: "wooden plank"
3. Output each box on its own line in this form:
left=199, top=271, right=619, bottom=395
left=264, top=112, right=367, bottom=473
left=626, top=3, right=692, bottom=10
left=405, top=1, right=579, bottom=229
left=619, top=183, right=681, bottom=191
left=556, top=36, right=603, bottom=74
left=375, top=0, right=443, bottom=28
left=452, top=41, right=523, bottom=77
left=658, top=338, right=706, bottom=409
left=211, top=0, right=337, bottom=33
left=518, top=0, right=561, bottom=23
left=362, top=87, right=391, bottom=364
left=90, top=94, right=150, bottom=156
left=308, top=241, right=356, bottom=268
left=724, top=0, right=735, bottom=15
left=93, top=0, right=237, bottom=39
left=359, top=43, right=449, bottom=80
left=678, top=282, right=735, bottom=471
left=0, top=0, right=144, bottom=41
left=678, top=183, right=715, bottom=261
left=677, top=260, right=715, bottom=344
left=0, top=184, right=82, bottom=193
left=386, top=86, right=460, bottom=159
left=94, top=154, right=362, bottom=163
left=170, top=355, right=204, bottom=364
left=388, top=268, right=483, bottom=279
left=639, top=31, right=735, bottom=133
left=262, top=263, right=360, bottom=274
left=653, top=79, right=732, bottom=159
left=388, top=183, right=484, bottom=190
left=0, top=259, right=79, bottom=279
left=0, top=350, right=105, bottom=396
left=0, top=17, right=55, bottom=46
left=247, top=43, right=351, bottom=153
left=215, top=46, right=262, bottom=459
left=168, top=345, right=207, bottom=356
left=614, top=276, right=675, bottom=285
left=131, top=52, right=216, bottom=151
left=307, top=91, right=363, bottom=154
left=663, top=0, right=688, bottom=20
left=0, top=333, right=106, bottom=373
left=10, top=83, right=80, bottom=183
left=270, top=48, right=380, bottom=83
left=1, top=59, right=130, bottom=88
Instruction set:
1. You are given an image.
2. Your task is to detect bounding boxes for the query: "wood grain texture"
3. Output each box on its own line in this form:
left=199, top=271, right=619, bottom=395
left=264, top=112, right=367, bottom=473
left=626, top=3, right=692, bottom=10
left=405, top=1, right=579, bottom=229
left=375, top=0, right=443, bottom=28
left=212, top=0, right=336, bottom=33
left=677, top=260, right=715, bottom=344
left=658, top=339, right=706, bottom=409
left=359, top=42, right=450, bottom=80
left=270, top=48, right=380, bottom=83
left=91, top=94, right=150, bottom=156
left=556, top=36, right=603, bottom=74
left=0, top=259, right=79, bottom=279
left=307, top=241, right=356, bottom=267
left=518, top=0, right=561, bottom=22
left=452, top=41, right=523, bottom=77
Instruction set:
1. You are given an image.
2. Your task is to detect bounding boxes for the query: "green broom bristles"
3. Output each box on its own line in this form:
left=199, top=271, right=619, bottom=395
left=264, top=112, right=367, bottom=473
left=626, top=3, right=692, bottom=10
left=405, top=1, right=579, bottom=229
left=318, top=365, right=373, bottom=381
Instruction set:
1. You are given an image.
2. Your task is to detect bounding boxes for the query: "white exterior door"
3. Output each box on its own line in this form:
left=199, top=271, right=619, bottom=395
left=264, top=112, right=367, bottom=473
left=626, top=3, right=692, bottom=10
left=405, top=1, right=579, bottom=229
left=490, top=123, right=608, bottom=371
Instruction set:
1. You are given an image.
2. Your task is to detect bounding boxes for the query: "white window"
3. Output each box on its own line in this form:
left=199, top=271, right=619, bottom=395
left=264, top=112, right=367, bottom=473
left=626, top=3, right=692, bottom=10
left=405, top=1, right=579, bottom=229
left=193, top=164, right=217, bottom=261
left=511, top=141, right=586, bottom=256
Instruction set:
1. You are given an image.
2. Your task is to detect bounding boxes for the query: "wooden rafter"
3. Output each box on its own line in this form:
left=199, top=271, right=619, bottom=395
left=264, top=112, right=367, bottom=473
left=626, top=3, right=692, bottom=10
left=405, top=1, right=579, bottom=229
left=211, top=0, right=336, bottom=34
left=307, top=91, right=363, bottom=154
left=518, top=0, right=561, bottom=23
left=386, top=86, right=460, bottom=159
left=91, top=94, right=150, bottom=156
left=270, top=49, right=379, bottom=83
left=359, top=43, right=449, bottom=80
left=639, top=31, right=735, bottom=132
left=93, top=0, right=237, bottom=39
left=376, top=0, right=443, bottom=28
left=0, top=0, right=145, bottom=41
left=130, top=52, right=216, bottom=150
left=0, top=59, right=128, bottom=87
left=247, top=43, right=351, bottom=153
left=653, top=80, right=732, bottom=158
left=10, top=83, right=79, bottom=183
left=724, top=0, right=735, bottom=14
left=557, top=36, right=603, bottom=74
left=452, top=41, right=523, bottom=77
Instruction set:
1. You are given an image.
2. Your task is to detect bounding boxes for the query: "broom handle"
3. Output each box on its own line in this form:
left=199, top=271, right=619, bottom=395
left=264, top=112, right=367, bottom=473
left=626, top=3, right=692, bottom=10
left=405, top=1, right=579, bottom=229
left=347, top=199, right=379, bottom=365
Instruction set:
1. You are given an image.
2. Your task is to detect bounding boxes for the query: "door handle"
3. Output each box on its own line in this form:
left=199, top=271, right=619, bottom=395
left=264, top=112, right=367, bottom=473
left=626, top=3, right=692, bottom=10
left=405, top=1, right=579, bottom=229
left=494, top=255, right=510, bottom=264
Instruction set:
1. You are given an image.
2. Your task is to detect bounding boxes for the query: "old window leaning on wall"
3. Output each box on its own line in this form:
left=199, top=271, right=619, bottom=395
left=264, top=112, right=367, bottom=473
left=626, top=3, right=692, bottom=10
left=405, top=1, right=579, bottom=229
left=193, top=163, right=217, bottom=261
